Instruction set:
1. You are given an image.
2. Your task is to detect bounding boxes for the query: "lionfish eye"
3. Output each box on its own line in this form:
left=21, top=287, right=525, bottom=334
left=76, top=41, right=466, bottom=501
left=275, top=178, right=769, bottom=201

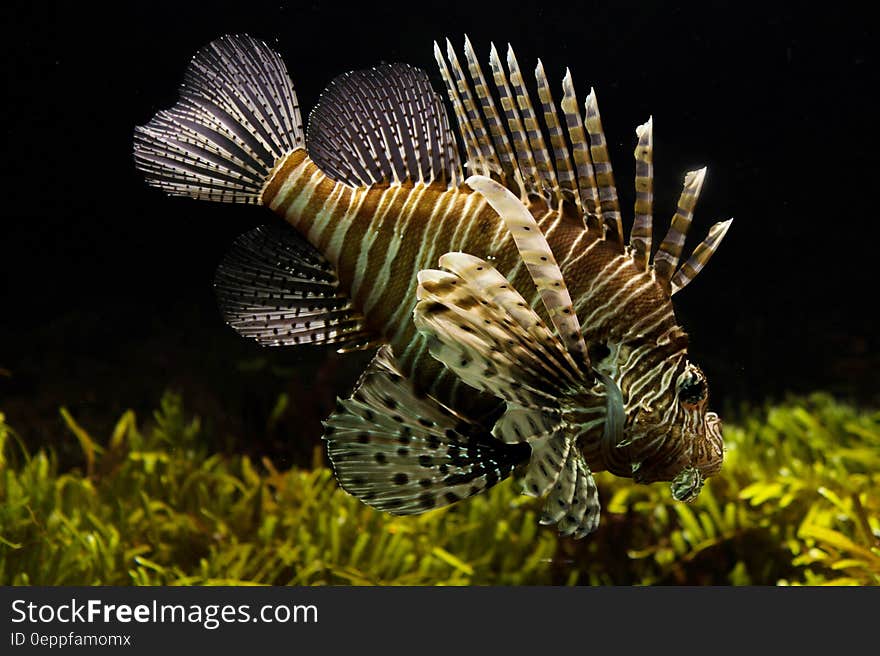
left=678, top=368, right=707, bottom=405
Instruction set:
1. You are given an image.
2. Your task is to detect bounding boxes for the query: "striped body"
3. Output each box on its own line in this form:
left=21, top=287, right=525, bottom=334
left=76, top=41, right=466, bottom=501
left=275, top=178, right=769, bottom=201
left=133, top=35, right=731, bottom=536
left=264, top=150, right=684, bottom=475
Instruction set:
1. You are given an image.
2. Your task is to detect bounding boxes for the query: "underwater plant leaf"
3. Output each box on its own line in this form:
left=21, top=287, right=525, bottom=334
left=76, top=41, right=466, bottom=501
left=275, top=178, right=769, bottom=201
left=59, top=407, right=104, bottom=476
left=2, top=392, right=879, bottom=585
left=431, top=547, right=475, bottom=576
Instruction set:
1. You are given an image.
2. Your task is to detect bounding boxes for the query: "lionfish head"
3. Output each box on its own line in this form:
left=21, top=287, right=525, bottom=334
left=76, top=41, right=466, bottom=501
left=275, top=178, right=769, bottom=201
left=628, top=361, right=724, bottom=501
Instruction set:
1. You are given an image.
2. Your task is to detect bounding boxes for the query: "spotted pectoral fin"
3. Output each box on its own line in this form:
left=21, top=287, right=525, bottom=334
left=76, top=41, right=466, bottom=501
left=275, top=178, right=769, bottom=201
left=414, top=261, right=580, bottom=408
left=214, top=222, right=379, bottom=351
left=323, top=346, right=530, bottom=515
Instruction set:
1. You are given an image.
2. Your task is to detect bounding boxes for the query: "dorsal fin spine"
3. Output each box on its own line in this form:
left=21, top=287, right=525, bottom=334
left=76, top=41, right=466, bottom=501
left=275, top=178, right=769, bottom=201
left=560, top=69, right=601, bottom=223
left=630, top=117, right=654, bottom=270
left=463, top=36, right=519, bottom=184
left=445, top=39, right=501, bottom=176
left=535, top=59, right=579, bottom=207
left=434, top=41, right=485, bottom=175
left=505, top=45, right=560, bottom=201
left=584, top=88, right=624, bottom=245
left=439, top=100, right=463, bottom=187
left=488, top=43, right=541, bottom=198
left=670, top=218, right=733, bottom=294
left=654, top=167, right=707, bottom=284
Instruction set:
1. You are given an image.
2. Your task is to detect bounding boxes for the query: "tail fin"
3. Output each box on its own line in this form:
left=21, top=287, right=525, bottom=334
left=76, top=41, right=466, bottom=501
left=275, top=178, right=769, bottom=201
left=133, top=34, right=304, bottom=204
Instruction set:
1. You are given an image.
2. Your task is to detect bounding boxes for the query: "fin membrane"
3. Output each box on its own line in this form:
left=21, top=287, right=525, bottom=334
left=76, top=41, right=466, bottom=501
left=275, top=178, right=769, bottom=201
left=436, top=39, right=733, bottom=291
left=522, top=431, right=601, bottom=538
left=436, top=38, right=621, bottom=237
left=324, top=346, right=530, bottom=515
left=134, top=34, right=304, bottom=204
left=414, top=250, right=606, bottom=538
left=214, top=222, right=376, bottom=350
left=307, top=64, right=462, bottom=188
left=414, top=258, right=583, bottom=409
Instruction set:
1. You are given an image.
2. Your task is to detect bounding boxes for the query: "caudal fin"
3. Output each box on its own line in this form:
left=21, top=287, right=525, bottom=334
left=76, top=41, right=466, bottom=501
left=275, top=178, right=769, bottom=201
left=133, top=34, right=304, bottom=204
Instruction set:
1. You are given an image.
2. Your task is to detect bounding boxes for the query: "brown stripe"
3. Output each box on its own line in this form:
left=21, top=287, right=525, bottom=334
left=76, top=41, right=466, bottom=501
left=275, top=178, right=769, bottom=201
left=333, top=184, right=388, bottom=295
left=354, top=188, right=411, bottom=307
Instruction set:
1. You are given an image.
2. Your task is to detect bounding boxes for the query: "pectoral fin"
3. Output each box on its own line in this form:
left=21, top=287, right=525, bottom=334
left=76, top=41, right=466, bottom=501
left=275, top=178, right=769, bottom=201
left=323, top=346, right=530, bottom=515
left=214, top=222, right=378, bottom=351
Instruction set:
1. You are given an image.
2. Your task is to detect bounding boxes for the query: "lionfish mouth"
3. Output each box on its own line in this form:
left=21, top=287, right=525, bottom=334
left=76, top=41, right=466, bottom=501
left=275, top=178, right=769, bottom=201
left=669, top=412, right=724, bottom=500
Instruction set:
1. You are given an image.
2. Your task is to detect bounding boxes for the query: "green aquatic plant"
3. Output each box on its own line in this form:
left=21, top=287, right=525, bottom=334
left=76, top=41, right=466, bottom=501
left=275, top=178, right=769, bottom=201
left=0, top=393, right=877, bottom=585
left=0, top=396, right=555, bottom=585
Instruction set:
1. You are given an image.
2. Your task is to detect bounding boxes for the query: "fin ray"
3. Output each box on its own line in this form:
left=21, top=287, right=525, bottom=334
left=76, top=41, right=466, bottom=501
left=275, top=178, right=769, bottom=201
left=630, top=117, right=654, bottom=270
left=506, top=46, right=559, bottom=199
left=535, top=60, right=578, bottom=206
left=670, top=219, right=733, bottom=294
left=584, top=89, right=623, bottom=244
left=133, top=34, right=303, bottom=204
left=654, top=167, right=707, bottom=285
left=324, top=346, right=529, bottom=515
left=463, top=37, right=519, bottom=185
left=414, top=267, right=574, bottom=407
left=464, top=176, right=590, bottom=367
left=560, top=70, right=601, bottom=222
left=307, top=64, right=461, bottom=188
left=214, top=222, right=377, bottom=350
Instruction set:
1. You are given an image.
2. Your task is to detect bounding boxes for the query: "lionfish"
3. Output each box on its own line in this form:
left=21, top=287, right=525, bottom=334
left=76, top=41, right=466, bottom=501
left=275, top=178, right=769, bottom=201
left=134, top=34, right=731, bottom=538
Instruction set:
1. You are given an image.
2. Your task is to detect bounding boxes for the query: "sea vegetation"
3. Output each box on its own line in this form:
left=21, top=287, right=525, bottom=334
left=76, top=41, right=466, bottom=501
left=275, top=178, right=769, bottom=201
left=1, top=393, right=877, bottom=585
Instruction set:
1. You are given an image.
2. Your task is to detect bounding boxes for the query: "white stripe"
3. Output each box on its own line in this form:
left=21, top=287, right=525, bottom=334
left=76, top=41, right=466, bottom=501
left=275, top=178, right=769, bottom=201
left=581, top=276, right=655, bottom=332
left=364, top=185, right=429, bottom=314
left=560, top=234, right=604, bottom=277
left=351, top=186, right=408, bottom=300
left=281, top=168, right=323, bottom=226
left=398, top=190, right=471, bottom=366
left=573, top=255, right=629, bottom=313
left=307, top=183, right=347, bottom=245
left=325, top=187, right=369, bottom=266
left=268, top=159, right=311, bottom=213
left=390, top=188, right=461, bottom=346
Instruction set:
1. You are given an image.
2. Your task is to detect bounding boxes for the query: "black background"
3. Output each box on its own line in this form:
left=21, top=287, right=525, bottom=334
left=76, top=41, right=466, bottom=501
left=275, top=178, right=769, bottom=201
left=1, top=2, right=876, bottom=464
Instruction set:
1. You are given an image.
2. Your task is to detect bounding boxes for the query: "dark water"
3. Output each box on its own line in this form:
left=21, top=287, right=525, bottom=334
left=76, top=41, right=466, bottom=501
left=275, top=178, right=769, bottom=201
left=1, top=2, right=876, bottom=464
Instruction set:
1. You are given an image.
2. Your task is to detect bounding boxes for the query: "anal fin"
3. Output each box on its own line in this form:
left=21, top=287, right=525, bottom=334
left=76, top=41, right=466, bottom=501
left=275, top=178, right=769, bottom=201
left=525, top=431, right=601, bottom=538
left=214, top=221, right=378, bottom=351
